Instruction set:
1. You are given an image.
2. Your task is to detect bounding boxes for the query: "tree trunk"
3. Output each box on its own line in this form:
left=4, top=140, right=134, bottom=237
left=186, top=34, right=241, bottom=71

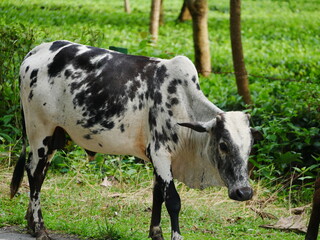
left=150, top=0, right=162, bottom=43
left=230, top=0, right=252, bottom=105
left=178, top=0, right=192, bottom=22
left=187, top=0, right=211, bottom=76
left=124, top=0, right=131, bottom=14
left=305, top=178, right=320, bottom=240
left=159, top=0, right=165, bottom=26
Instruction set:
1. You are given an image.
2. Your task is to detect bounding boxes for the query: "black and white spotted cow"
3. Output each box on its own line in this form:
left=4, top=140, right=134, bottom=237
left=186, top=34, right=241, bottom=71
left=11, top=40, right=257, bottom=240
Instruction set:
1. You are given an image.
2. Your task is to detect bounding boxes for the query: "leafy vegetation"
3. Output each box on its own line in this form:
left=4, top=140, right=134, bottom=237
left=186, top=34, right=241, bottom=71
left=0, top=0, right=319, bottom=239
left=0, top=170, right=307, bottom=240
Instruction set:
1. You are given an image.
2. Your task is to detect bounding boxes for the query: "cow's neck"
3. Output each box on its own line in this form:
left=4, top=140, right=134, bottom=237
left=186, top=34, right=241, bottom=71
left=171, top=127, right=224, bottom=188
left=170, top=92, right=222, bottom=180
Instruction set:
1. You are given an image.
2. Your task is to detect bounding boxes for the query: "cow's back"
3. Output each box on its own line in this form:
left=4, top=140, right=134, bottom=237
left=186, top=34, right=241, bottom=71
left=19, top=41, right=161, bottom=159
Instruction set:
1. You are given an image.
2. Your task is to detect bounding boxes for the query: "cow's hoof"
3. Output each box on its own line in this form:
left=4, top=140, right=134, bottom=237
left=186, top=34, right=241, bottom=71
left=172, top=235, right=183, bottom=240
left=36, top=230, right=51, bottom=240
left=171, top=232, right=183, bottom=240
left=150, top=232, right=164, bottom=240
left=151, top=236, right=164, bottom=240
left=149, top=226, right=164, bottom=240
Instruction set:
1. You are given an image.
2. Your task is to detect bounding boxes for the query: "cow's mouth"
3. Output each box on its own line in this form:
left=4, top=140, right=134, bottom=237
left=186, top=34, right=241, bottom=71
left=229, top=186, right=253, bottom=201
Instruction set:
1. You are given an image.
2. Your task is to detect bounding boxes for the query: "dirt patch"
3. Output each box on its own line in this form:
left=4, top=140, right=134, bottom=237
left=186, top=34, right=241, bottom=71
left=0, top=226, right=82, bottom=240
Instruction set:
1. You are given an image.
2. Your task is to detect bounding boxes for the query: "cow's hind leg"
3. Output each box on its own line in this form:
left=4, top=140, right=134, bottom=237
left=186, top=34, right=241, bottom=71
left=25, top=127, right=65, bottom=240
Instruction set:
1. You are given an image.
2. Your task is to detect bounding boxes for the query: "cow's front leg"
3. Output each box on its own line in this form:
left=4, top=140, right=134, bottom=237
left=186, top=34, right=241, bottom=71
left=149, top=173, right=165, bottom=240
left=149, top=150, right=183, bottom=240
left=165, top=180, right=182, bottom=240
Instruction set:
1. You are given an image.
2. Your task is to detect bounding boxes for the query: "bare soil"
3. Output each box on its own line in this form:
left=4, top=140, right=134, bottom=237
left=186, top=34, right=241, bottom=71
left=0, top=226, right=82, bottom=240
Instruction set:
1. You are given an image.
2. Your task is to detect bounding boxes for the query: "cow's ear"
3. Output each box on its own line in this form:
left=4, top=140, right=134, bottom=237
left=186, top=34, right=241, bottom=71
left=178, top=119, right=216, bottom=133
left=251, top=128, right=263, bottom=142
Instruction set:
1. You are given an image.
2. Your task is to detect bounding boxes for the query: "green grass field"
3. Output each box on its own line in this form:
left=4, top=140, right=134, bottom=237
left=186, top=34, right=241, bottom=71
left=0, top=0, right=319, bottom=239
left=0, top=166, right=308, bottom=240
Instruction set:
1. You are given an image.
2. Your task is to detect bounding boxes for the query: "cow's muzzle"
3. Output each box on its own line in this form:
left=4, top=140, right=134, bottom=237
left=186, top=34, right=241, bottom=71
left=229, top=187, right=253, bottom=201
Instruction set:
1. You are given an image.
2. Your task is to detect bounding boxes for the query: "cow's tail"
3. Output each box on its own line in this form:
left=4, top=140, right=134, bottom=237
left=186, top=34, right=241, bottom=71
left=10, top=107, right=27, bottom=199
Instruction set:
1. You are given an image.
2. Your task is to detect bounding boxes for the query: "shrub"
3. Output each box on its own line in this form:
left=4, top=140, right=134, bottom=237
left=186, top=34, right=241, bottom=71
left=0, top=24, right=36, bottom=164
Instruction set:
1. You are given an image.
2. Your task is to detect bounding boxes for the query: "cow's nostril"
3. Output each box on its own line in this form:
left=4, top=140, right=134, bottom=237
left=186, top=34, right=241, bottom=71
left=236, top=189, right=245, bottom=199
left=230, top=187, right=253, bottom=201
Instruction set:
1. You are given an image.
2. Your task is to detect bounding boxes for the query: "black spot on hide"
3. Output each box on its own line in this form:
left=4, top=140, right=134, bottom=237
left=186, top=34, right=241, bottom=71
left=42, top=127, right=66, bottom=155
left=49, top=41, right=71, bottom=52
left=101, top=120, right=115, bottom=129
left=154, top=65, right=167, bottom=85
left=171, top=133, right=178, bottom=143
left=153, top=125, right=178, bottom=151
left=120, top=124, right=125, bottom=132
left=84, top=134, right=92, bottom=139
left=128, top=80, right=141, bottom=101
left=148, top=109, right=157, bottom=129
left=145, top=64, right=168, bottom=103
left=38, top=148, right=45, bottom=158
left=25, top=52, right=33, bottom=59
left=132, top=105, right=137, bottom=111
left=154, top=92, right=162, bottom=105
left=72, top=46, right=107, bottom=72
left=28, top=90, right=33, bottom=100
left=47, top=44, right=79, bottom=78
left=153, top=129, right=170, bottom=151
left=165, top=120, right=171, bottom=129
left=167, top=79, right=178, bottom=94
left=64, top=69, right=72, bottom=78
left=171, top=98, right=179, bottom=105
left=43, top=136, right=51, bottom=147
left=30, top=69, right=39, bottom=88
left=146, top=144, right=151, bottom=160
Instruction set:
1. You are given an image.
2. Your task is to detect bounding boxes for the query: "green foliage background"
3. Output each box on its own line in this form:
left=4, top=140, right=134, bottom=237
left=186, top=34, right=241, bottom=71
left=0, top=0, right=319, bottom=201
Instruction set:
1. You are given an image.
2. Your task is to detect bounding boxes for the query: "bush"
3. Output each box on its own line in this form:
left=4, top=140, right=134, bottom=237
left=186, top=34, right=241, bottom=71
left=0, top=24, right=36, bottom=163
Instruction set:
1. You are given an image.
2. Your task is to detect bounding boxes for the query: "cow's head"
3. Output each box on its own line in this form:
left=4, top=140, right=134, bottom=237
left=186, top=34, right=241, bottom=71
left=178, top=111, right=257, bottom=201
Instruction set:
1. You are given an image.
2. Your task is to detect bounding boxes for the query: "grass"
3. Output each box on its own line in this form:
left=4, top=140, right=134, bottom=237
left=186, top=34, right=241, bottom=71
left=0, top=164, right=308, bottom=240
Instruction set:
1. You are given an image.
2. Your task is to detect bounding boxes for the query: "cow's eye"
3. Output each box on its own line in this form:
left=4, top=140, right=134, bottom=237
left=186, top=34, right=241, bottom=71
left=219, top=142, right=229, bottom=153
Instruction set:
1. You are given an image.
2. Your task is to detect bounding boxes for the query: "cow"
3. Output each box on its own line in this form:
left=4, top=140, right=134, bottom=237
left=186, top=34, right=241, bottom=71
left=11, top=40, right=257, bottom=240
left=305, top=178, right=320, bottom=240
